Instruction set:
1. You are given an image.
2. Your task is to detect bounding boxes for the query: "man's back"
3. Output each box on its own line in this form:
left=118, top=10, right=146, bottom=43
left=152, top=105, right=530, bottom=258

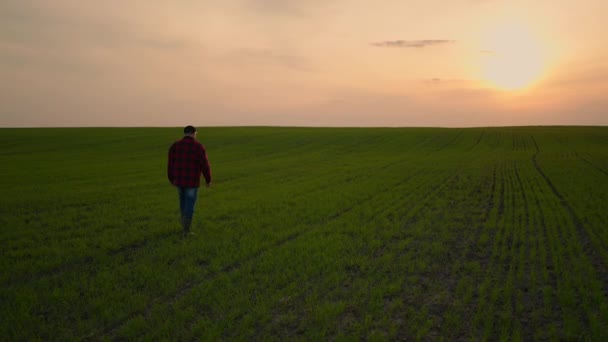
left=168, top=136, right=211, bottom=187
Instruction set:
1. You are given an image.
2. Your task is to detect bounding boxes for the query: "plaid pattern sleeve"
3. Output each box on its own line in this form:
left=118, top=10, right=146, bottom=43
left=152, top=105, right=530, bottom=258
left=167, top=137, right=212, bottom=187
left=200, top=144, right=212, bottom=185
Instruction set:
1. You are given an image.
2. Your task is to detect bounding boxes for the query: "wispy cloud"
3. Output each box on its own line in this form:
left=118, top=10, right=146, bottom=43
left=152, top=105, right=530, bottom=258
left=372, top=40, right=454, bottom=48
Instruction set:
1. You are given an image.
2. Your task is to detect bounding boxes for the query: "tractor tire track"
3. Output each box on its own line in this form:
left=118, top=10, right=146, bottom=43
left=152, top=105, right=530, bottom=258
left=527, top=166, right=561, bottom=332
left=436, top=130, right=464, bottom=151
left=512, top=162, right=537, bottom=339
left=2, top=229, right=176, bottom=288
left=485, top=162, right=519, bottom=337
left=468, top=130, right=486, bottom=151
left=483, top=164, right=497, bottom=222
left=574, top=152, right=608, bottom=177
left=531, top=136, right=608, bottom=298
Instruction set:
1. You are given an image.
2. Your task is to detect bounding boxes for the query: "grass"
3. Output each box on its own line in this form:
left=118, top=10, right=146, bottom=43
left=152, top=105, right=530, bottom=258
left=1, top=126, right=607, bottom=340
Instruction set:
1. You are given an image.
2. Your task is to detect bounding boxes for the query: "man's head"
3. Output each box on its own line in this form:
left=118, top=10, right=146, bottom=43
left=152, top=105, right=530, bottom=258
left=184, top=125, right=197, bottom=137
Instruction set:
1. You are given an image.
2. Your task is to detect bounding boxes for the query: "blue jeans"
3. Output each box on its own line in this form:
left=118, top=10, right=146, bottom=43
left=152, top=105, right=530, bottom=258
left=177, top=187, right=198, bottom=219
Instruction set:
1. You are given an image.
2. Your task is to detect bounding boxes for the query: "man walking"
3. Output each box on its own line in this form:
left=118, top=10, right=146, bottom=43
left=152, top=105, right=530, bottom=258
left=168, top=125, right=212, bottom=236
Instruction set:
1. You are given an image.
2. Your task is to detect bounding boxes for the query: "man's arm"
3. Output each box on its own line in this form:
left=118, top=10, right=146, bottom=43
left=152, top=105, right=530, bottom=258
left=200, top=145, right=212, bottom=186
left=168, top=144, right=176, bottom=184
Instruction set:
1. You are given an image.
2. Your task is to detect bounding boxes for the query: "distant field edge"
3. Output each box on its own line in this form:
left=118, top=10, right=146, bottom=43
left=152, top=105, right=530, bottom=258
left=0, top=125, right=606, bottom=130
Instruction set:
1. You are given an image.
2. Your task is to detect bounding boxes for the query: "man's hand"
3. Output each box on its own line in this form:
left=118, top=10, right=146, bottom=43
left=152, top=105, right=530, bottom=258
left=206, top=182, right=212, bottom=188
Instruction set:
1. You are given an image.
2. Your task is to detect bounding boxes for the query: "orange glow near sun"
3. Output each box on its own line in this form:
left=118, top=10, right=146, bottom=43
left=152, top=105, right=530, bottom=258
left=479, top=22, right=548, bottom=91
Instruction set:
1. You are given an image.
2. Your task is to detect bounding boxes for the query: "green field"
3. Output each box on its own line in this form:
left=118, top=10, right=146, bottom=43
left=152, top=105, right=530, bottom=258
left=1, top=126, right=607, bottom=340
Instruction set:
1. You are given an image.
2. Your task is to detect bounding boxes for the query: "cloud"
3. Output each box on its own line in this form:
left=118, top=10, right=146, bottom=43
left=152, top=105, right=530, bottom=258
left=372, top=40, right=454, bottom=48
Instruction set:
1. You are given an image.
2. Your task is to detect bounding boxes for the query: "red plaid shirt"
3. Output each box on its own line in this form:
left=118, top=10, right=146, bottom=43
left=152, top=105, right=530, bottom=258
left=168, top=136, right=211, bottom=187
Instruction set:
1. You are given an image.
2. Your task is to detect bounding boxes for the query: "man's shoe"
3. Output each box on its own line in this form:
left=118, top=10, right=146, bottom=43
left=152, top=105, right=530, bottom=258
left=182, top=217, right=192, bottom=234
left=181, top=230, right=197, bottom=239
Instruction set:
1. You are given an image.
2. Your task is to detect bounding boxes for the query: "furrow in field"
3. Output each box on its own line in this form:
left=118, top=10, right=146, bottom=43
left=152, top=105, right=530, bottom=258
left=575, top=150, right=608, bottom=177
left=413, top=129, right=477, bottom=152
left=525, top=164, right=562, bottom=337
left=500, top=161, right=529, bottom=338
left=485, top=164, right=498, bottom=221
left=435, top=129, right=464, bottom=151
left=469, top=162, right=515, bottom=339
left=529, top=143, right=608, bottom=338
left=546, top=190, right=596, bottom=336
left=492, top=163, right=512, bottom=271
left=531, top=136, right=608, bottom=298
left=414, top=163, right=497, bottom=339
left=1, top=229, right=177, bottom=288
left=468, top=129, right=486, bottom=151
left=543, top=181, right=574, bottom=336
left=570, top=152, right=608, bottom=252
left=512, top=162, right=541, bottom=339
left=497, top=163, right=520, bottom=338
left=468, top=163, right=499, bottom=269
left=432, top=164, right=505, bottom=339
left=410, top=132, right=445, bottom=150
left=528, top=159, right=577, bottom=339
left=401, top=171, right=497, bottom=339
left=372, top=172, right=457, bottom=260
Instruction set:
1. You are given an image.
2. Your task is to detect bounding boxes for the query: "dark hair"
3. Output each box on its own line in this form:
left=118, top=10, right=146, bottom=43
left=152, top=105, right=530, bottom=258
left=184, top=125, right=197, bottom=134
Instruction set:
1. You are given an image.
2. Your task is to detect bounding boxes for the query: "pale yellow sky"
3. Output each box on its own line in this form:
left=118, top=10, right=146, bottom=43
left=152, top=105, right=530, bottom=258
left=1, top=0, right=607, bottom=127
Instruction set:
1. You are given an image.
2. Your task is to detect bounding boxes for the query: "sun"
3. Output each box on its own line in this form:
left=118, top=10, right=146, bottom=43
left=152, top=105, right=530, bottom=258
left=479, top=22, right=547, bottom=91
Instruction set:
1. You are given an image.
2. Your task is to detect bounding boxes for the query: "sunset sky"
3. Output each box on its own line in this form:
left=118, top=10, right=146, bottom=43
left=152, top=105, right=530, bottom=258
left=1, top=0, right=607, bottom=127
